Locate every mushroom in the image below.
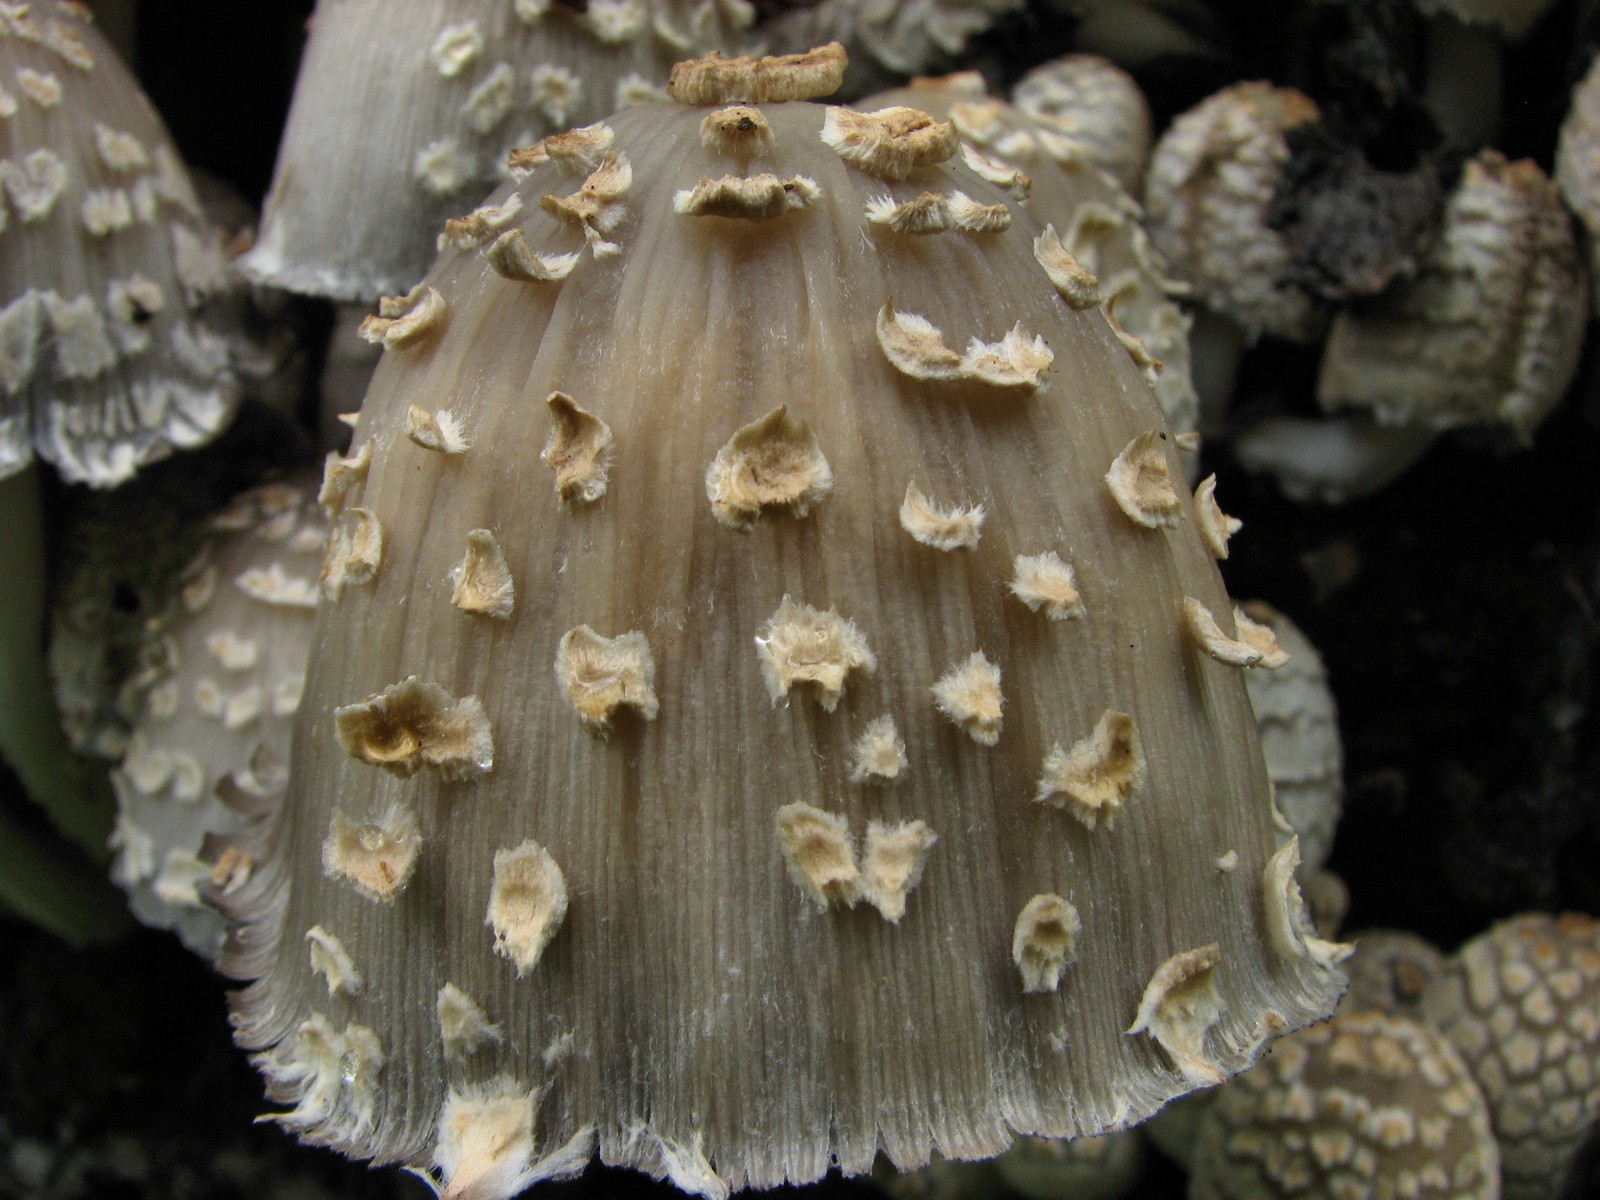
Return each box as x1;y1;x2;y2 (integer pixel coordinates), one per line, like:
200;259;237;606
1554;53;1600;313
109;475;325;956
220;45;1344;1195
993;1130;1146;1200
0;0;240;487
1187;1008;1501;1200
1010;54;1152;196
240;0;758;303
1317;149;1586;441
1422;912;1600;1200
1342;929;1447;1022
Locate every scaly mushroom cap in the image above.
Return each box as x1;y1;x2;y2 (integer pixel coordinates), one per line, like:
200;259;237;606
1422;912;1600;1200
1144;82;1326;344
1343;929;1446;1021
0;1;239;486
1188;1009;1500;1200
1556;54;1600;312
1318;150;1586;439
870;74;1198;444
111;476;325;955
1010;54;1153;197
758;0;1023;89
240;0;756;302
224;46;1344;1196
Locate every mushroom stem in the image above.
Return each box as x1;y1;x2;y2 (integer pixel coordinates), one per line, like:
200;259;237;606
0;466;115;857
0;803;131;946
1421;13;1503;147
1187;307;1248;439
1231;413;1439;504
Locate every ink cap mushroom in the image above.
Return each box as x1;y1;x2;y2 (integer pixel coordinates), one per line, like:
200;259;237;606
221;44;1346;1197
0;0;239;486
240;0;757;303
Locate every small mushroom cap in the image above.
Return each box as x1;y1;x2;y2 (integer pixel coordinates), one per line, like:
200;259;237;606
1318;150;1587;439
1144;81;1327;343
1556;54;1600;313
228;51;1343;1194
1011;54;1152;196
1239;602;1341;875
1423;912;1600;1200
1189;1009;1500;1200
110;475;325;955
0;0;240;486
1343;929;1446;1020
241;0;756;302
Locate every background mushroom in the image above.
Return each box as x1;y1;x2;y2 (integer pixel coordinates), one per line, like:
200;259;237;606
222;46;1343;1196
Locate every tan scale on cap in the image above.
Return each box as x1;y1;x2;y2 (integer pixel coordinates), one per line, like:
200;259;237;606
1188;1009;1500;1200
222;45;1345;1197
0;0;239;486
1422;912;1600;1200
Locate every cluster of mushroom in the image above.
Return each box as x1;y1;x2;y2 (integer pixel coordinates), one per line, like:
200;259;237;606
203;41;1350;1198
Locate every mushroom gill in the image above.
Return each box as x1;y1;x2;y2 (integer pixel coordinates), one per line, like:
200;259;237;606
221;46;1345;1198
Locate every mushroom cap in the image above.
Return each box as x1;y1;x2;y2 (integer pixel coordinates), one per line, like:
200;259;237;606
1143;81;1326;344
1010;54;1152;197
225;52;1344;1195
1317;150;1587;438
1553;53;1600;313
757;0;1023;87
1343;929;1446;1021
869;74;1198;445
240;0;756;302
1422;912;1600;1200
110;476;324;955
0;0;240;487
1188;1009;1500;1200
1240;602;1341;876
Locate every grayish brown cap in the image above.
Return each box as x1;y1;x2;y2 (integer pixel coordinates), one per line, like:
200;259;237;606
870;73;1198;445
240;0;756;303
1240;602;1341;876
110;476;325;955
1318;150;1587;440
1422;912;1600;1200
223;46;1344;1196
1553;54;1600;314
1144;82;1327;344
0;1;240;487
1343;929;1446;1022
1010;54;1152;196
1189;1009;1500;1200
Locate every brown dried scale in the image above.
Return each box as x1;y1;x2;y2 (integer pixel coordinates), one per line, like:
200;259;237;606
0;0;240;486
1319;150;1587;438
1422;912;1600;1200
1188;1009;1500;1200
1144;81;1327;343
224;47;1344;1198
109;476;325;956
241;0;759;302
871;75;1197;441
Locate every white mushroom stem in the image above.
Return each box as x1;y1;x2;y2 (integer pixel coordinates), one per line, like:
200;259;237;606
1186;308;1248;439
1231;413;1439;504
0;466;115;855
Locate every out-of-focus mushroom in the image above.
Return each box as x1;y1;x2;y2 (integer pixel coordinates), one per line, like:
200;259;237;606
757;0;1024;97
0;0;239;487
1010;54;1152;196
1318;149;1586;443
219;42;1350;1196
220;45;1344;1196
1343;929;1446;1021
994;1130;1146;1200
1239;602;1341;877
870;73;1198;445
109;476;325;956
1554;53;1600;313
1422;912;1600;1200
1144;81;1327;347
1188;1009;1500;1200
240;0;757;303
